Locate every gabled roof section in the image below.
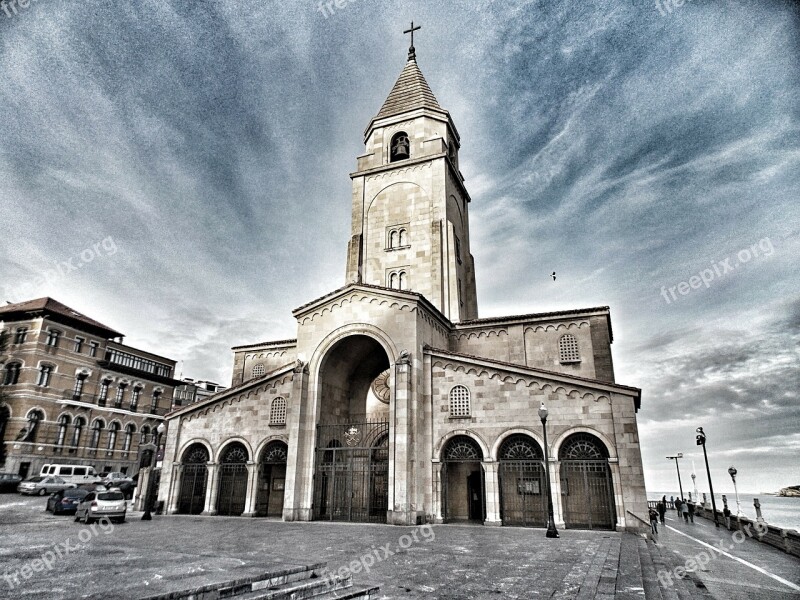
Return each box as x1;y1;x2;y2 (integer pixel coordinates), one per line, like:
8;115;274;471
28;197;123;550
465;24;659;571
166;361;296;419
457;306;614;342
0;297;123;339
375;56;444;121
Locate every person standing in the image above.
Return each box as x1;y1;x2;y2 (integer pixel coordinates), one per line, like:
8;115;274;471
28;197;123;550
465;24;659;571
649;507;659;534
657;500;667;524
682;500;690;522
675;497;682;517
687;501;695;523
723;505;732;529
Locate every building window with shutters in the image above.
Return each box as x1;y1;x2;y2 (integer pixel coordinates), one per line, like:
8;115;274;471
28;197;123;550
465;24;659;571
449;385;471;418
558;334;581;364
270;397;287;426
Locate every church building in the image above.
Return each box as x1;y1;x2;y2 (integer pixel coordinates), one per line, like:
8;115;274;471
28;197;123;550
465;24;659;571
158;37;648;531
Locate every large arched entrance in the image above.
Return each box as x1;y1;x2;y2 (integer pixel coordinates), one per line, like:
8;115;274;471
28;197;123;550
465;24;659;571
442;436;485;523
559;432;616;530
216;442;249;516
498;434;547;527
178;444;209;515
255;441;287;517
313;335;390;523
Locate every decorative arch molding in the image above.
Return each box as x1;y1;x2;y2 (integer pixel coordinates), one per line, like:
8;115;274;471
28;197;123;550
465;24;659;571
298;293;418;326
0;402;12;419
55;410;74;423
551;427;617;461
253;435;290;462
524;321;590;334
434;429;491;462
490;427;545;461
74;368;93;378
108;419;123;429
176;438;214;464
309;323;399;385
246;350;288;361
25;407;47;421
364;161;433;184
452;328;509;342
215;437;253;463
430;359;605;402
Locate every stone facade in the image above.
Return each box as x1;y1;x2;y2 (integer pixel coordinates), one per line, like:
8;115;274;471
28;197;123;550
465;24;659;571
159;48;648;531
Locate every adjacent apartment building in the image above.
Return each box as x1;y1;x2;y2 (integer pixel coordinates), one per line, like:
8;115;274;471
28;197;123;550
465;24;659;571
0;298;180;479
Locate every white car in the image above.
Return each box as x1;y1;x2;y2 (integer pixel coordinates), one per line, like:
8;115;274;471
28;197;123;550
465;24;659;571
74;489;127;523
101;472;133;485
17;476;75;496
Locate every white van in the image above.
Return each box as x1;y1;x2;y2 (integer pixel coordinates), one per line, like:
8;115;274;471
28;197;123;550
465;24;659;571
39;464;100;485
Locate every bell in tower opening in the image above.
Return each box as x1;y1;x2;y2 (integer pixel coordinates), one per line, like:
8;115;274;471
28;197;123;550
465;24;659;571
390;131;410;161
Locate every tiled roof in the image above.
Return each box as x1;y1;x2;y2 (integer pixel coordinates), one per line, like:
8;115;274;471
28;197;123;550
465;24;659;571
0;297;123;338
375;56;444;120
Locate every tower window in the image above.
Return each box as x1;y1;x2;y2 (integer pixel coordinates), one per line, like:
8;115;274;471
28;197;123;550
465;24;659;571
558;334;581;363
386;225;410;250
388;270;408;290
390;131;410;162
448;385;471;418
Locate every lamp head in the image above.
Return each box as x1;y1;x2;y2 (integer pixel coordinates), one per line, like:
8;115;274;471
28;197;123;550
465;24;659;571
538;402;548;421
156;422;166;435
728;466;737;479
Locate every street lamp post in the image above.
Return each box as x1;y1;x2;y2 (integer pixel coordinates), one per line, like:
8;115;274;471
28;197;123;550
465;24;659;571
728;466;742;517
141;422;166;521
696;427;720;527
666;453;684;501
538;402;559;539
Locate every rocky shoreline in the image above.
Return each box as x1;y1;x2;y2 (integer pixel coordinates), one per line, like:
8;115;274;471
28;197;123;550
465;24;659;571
778;485;800;497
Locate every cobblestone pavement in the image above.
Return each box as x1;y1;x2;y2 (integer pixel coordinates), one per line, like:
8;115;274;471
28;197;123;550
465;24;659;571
1;495;798;599
652;510;800;600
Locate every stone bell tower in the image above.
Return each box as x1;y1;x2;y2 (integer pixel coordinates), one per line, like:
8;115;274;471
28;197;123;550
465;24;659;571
345;34;478;322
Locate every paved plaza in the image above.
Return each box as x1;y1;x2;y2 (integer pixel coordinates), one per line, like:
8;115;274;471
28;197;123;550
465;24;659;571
0;496;798;599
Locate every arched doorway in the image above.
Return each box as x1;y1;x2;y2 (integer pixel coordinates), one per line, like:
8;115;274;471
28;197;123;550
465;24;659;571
178;443;209;515
442;436;485;523
216;442;249;516
313;335;391;523
498;434;547;527
559;432;616;530
255;441;287;517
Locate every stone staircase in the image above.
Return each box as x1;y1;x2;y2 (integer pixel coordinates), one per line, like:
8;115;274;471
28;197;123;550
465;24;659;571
137;562;379;600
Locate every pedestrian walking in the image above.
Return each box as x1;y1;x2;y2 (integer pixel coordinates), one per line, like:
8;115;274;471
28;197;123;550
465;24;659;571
657;500;666;524
649;507;659;534
723;505;732;529
687;501;695;523
670;495;675;509
675;497;682;516
682;500;689;522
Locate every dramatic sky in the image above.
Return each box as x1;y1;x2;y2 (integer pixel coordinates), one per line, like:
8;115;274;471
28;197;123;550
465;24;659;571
1;0;798;494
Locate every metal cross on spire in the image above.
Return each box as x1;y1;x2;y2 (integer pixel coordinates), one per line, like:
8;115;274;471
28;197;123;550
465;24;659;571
404;21;421;60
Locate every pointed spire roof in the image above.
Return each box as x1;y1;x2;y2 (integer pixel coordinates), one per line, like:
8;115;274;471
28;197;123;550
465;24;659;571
374;55;444;121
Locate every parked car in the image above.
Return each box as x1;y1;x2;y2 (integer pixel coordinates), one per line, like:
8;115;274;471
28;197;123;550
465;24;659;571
74;489;127;523
39;464;101;485
0;473;23;493
101;472;133;485
17;476;75;496
46;488;90;515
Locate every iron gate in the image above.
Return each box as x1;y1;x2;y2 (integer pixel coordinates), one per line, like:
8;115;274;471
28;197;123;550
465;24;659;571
313;421;388;523
216;443;249;516
178;464;208;514
498;460;548;527
560;460;616;530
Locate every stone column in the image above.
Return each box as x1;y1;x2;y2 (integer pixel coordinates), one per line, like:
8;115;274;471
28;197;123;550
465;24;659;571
483;460;501;526
167;464;183;514
283;361;311;521
608;460;624;529
390;350;413;525
202;463;218;516
242;462;258;517
550;459;565;528
431;459;443;524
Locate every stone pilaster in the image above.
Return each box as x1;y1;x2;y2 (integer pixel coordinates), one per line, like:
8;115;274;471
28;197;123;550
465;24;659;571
242;462;258;517
389;351;414;525
483;460;501;526
283;362;311;521
201;463;218;516
166;464;183;514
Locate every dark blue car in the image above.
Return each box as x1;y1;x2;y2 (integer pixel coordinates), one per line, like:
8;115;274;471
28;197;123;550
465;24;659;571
46;488;89;515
